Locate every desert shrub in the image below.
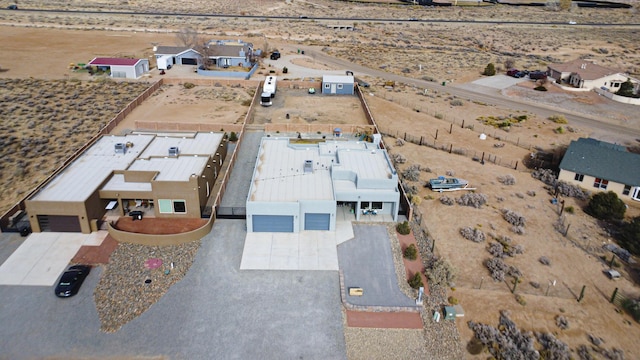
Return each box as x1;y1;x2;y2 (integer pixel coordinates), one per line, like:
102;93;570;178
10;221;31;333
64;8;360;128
403;244;418;260
531;168;556;186
534;85;548;91
485;257;507;282
390;153;406;165
502;209;526;227
434;113;444;119
439;196;454;206
498;174;516;185
515;294;527;306
457;193;488;208
483;63;496;76
402;183;418;196
395;138;405;146
555;315;569;330
396;221;411;235
468;311;539;359
622;298;640;322
586;191;626;221
526;190;536;197
448;296;459;305
426;257;456;287
556;181;590;200
618;217;640;256
228;131;238;142
183;82;196;89
565;206;574;214
450;99;464;106
536;332;571;360
460;227;486;242
539;256;551;266
488;242;505;258
554;126;565;134
401;164;421;181
507;264;522;278
408;272;423;289
511;225;525;235
530;281;540;289
548;114;568;124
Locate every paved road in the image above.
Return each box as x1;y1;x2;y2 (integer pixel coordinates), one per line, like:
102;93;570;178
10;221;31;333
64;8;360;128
295;45;640;144
0;220;346;359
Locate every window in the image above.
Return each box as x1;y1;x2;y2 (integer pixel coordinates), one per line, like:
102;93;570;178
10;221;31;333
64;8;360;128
574;173;584;182
324;83;330;89
372;202;383;210
158;199;187;214
173;201;186;213
337;84;343;89
593;178;608;190
360;202;369;209
623;185;631;196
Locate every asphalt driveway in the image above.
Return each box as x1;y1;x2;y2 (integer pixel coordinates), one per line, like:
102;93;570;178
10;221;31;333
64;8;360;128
0;220;346;360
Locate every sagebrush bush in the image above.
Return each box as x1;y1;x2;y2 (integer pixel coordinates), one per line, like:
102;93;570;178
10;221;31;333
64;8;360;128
502;209;526;227
183;82;196;89
457;193;488;208
460;226;486;242
440;196;455;206
448;296;459;305
228;131;238;142
586;191;626;221
498;174;516;185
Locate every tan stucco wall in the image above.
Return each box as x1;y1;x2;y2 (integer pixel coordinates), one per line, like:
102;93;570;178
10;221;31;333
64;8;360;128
107;216;214;246
558;169;634;201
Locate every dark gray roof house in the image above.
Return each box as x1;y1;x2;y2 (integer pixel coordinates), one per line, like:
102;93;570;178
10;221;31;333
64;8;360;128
558;138;640;201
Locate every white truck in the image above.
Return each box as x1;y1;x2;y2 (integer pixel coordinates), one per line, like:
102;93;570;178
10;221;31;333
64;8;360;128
156;55;173;70
260;92;273;107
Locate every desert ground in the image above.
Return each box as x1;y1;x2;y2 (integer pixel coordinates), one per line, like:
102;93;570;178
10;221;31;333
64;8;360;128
2;1;640;359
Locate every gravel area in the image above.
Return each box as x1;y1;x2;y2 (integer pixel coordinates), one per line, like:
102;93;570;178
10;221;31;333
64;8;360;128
344;326;427;360
94;240;201;333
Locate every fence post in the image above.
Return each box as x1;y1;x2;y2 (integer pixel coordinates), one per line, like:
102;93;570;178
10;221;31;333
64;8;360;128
449;144;453;154
514;161;518;170
420;136;423;146
404;132;407;141
435;129;438;140
461;119;465;129
578;285;586;302
449;123;453;134
610;288;618;303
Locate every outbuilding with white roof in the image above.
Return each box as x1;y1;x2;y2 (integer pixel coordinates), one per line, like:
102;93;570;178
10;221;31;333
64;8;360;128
246;136;399;233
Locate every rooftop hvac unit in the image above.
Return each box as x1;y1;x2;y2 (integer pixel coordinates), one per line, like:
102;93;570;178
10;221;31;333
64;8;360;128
304;160;313;173
168;147;179;157
115;143;126;154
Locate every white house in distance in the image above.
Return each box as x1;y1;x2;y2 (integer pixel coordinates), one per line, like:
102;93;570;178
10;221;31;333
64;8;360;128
547;59;629;91
87;57;149;79
558;138;640;202
153;46;201;69
246;136;400;233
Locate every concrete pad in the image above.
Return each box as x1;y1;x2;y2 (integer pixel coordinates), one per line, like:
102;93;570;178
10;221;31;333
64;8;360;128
82;230;108;246
240;227;343;271
335;221;355;245
0;232;90;286
471;74;526;90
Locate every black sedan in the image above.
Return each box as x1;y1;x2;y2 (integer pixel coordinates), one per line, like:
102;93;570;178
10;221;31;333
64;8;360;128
54;265;91;298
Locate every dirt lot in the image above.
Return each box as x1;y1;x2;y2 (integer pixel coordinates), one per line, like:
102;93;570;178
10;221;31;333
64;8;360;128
2;2;640;359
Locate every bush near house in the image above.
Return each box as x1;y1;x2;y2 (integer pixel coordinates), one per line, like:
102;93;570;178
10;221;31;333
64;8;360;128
483;63;496;76
403;243;418;260
396;221;411;235
585;191;626;221
408;272;424;289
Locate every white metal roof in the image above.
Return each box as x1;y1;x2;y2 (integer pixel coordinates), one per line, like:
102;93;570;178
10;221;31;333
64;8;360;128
30;134;155;202
248;138;395;203
250;139;334;202
139;132;224;158
30;132;223;202
128;156;209;181
322;75;354;83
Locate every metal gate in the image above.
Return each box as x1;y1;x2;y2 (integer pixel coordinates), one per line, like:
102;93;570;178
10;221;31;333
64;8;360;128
252;215;294;232
304;213;330;230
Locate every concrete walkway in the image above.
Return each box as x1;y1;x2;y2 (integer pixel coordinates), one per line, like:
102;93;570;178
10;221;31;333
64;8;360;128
219;130;263;209
0;231;107;286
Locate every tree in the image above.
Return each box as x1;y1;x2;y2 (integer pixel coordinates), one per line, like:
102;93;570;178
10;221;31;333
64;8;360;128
619;216;640;255
194;36;216;69
483;63;496;76
585;191;626;221
176;27;199;48
616;79;636;98
504;58;516;70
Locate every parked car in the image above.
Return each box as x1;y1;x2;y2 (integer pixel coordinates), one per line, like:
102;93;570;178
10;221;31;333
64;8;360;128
506;69;520;77
529;71;548;80
270;51;281;60
55;265;91;298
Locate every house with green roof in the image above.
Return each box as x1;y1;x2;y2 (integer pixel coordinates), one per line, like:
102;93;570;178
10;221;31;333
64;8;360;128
558;138;640;202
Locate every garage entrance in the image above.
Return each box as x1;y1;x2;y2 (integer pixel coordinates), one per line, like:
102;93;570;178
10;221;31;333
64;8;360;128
37;215;81;232
181;58;197;65
304;213;330;230
252;215;294;232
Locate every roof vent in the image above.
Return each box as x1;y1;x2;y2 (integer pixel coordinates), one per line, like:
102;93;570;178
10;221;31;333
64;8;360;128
168;147;179;157
115;143;126;154
304;160;313;173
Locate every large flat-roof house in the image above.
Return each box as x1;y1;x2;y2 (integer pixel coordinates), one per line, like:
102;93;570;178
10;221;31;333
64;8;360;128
154;46;201;67
25;132;227;233
246;136;400;233
322;75;355;95
558;138;640;202
87;57;149;79
547;59;628;91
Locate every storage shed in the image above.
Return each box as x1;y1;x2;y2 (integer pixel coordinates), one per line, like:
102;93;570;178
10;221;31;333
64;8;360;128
87;57;149;79
322;75;355;95
154;46;201;66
